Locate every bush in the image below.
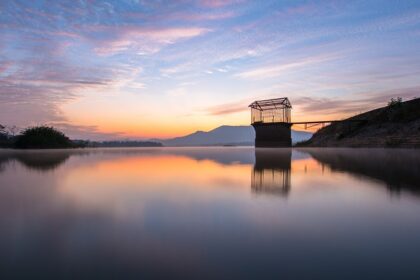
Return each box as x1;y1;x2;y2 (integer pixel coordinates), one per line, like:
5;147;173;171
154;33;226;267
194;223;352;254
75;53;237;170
0;133;10;148
386;97;408;122
0;124;13;148
14;126;73;149
388;97;402;107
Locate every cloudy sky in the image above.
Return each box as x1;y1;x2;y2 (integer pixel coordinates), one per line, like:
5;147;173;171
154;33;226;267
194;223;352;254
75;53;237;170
1;0;420;139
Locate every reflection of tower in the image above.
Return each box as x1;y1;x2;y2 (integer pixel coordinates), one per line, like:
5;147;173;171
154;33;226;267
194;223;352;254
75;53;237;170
251;149;292;196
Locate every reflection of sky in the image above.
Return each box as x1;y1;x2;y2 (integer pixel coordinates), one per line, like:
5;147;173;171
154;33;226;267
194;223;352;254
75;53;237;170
1;1;420;139
1;148;420;278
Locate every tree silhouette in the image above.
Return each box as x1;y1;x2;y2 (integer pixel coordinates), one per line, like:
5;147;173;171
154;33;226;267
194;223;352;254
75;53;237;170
14;126;73;149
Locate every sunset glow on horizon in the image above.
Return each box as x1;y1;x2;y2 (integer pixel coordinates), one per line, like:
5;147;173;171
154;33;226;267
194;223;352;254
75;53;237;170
1;0;420;140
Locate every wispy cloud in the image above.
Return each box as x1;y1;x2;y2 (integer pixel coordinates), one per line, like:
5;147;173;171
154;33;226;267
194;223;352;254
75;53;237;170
199;0;244;8
293;87;420;118
92;26;211;56
235;54;341;80
126;10;236;22
205;99;254;116
167;87;188;97
47;123;127;141
160;62;195;76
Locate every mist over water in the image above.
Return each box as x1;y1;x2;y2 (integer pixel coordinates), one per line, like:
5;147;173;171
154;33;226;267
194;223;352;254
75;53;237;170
0;147;420;279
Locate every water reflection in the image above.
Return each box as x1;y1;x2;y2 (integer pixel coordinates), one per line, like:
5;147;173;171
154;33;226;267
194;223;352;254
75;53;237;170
303;148;420;196
1;147;420;279
251;149;291;197
0;150;70;172
0;147;256;174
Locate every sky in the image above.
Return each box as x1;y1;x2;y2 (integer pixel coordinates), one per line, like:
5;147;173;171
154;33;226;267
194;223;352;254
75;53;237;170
1;0;420;140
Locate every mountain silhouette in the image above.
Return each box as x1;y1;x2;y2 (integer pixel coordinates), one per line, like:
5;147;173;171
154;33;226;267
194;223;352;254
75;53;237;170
159;125;312;146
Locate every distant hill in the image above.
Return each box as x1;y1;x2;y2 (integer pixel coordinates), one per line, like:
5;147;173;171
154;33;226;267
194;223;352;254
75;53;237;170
159;125;312;146
297;98;420;148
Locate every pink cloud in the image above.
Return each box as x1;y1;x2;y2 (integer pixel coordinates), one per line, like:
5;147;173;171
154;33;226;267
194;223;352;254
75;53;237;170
293;87;420;117
206;99;253;115
92;26;211;55
23;7;60;21
0;61;13;74
46;30;82;39
278;3;319;17
235;54;341;80
125;10;236;21
180;11;236;20
131;27;210;40
200;0;243;8
0;56;115;128
47;122;127;141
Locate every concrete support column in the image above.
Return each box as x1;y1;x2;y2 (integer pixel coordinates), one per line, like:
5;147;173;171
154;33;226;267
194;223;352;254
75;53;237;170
252;122;292;147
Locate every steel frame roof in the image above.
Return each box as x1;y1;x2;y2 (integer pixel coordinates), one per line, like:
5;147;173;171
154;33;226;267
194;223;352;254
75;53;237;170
249;97;292;111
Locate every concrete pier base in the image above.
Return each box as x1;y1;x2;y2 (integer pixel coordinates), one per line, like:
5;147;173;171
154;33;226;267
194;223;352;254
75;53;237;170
252;122;292;147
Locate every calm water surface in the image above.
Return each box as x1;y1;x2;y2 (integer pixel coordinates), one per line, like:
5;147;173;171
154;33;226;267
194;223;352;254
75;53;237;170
0;147;420;279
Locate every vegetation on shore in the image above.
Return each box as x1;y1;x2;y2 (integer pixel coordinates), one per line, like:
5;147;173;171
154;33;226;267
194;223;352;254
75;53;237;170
0;125;163;149
296;97;420;148
82;140;163;148
14;126;74;149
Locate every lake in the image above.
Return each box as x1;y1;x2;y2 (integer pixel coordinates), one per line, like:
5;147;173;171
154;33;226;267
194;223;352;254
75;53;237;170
0;147;420;279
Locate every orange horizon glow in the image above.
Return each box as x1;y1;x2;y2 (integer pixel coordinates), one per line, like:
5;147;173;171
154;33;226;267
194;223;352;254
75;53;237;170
62;99;351;139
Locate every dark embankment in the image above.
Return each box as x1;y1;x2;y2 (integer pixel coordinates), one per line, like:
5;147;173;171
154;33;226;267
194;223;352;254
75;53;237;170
297;98;420;148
